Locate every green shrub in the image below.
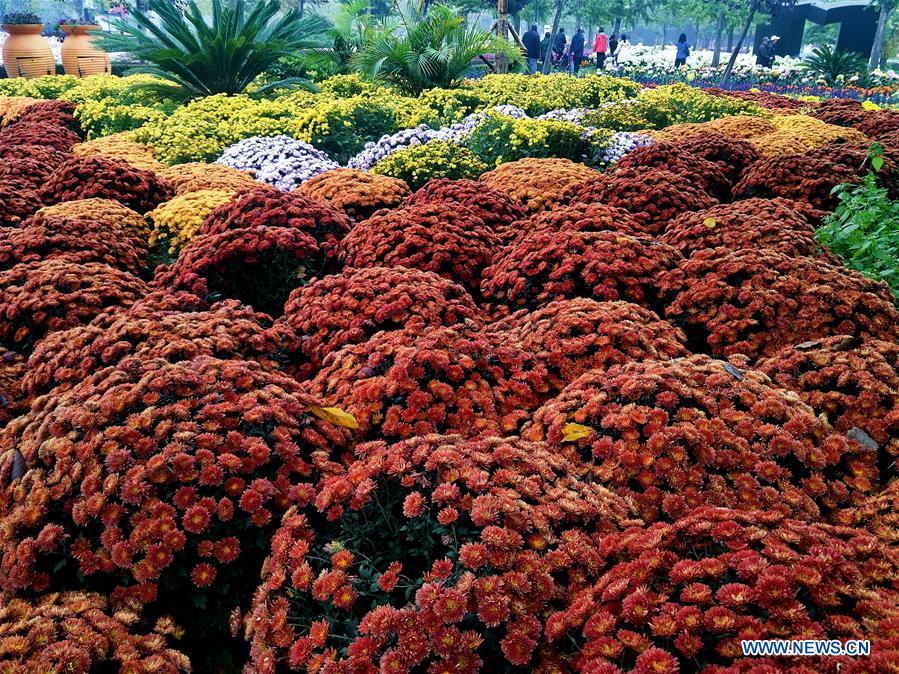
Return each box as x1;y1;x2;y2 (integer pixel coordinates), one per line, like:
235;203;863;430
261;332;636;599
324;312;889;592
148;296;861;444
817;169;899;298
581;99;654;132
371;140;489;188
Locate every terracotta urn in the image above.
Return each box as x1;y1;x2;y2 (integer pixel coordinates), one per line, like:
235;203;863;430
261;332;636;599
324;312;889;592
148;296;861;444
1;24;55;79
60;24;111;77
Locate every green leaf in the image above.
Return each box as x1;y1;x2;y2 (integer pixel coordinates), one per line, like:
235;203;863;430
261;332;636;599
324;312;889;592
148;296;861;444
871;156;884;172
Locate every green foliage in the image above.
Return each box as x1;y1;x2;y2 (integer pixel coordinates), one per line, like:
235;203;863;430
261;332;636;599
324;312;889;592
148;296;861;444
466;112;612;166
288;95;398;163
801;45;868;86
818;170;899;298
635;83;767;128
371;140;489;188
581;99;653;131
351;3;521;95
98;0;330;98
0;74;80;98
317;73;384;97
400;87;489;127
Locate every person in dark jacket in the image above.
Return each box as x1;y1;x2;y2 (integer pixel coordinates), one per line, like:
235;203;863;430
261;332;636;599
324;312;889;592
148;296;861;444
756;36;776;67
608;33;619;66
570;27;585;74
523;24;541;73
540;30;551;62
553;28;567;67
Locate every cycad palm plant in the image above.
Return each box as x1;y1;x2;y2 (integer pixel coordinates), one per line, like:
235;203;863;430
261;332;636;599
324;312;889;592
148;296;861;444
802;45;868;85
352;3;522;94
99;0;330;98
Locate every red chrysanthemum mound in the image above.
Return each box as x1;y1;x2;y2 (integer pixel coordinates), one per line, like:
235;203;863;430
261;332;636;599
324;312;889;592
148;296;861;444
613;142;733;200
704;87;807;111
0;356;353;638
295;168;411;222
307;326;541;439
834;480;899;543
0;216;148;273
489;299;689;396
854;109;899;139
0;184;41;228
156;226;323;317
12;99;80;132
562;167;718;235
402;178;528;241
660;248;899;360
245;434;634;674
339;202;502;293
0;592;190;674
479;158;598;213
38;156;174;214
23;300;294;398
758;335;899;467
281;266;483;375
553;507;899;674
512;201;646;241
0;351;29;428
197;186;351;258
660;201;826;259
481;229;683;316
522;354;877;522
810;98;868;127
0;142;69;169
0;156;61;193
0;121;80;152
669;131;761;183
0;260;147;352
804;140;899;195
733;153;865;210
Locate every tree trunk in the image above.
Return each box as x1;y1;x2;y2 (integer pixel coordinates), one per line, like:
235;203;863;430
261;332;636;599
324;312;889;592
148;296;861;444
712;10;724;66
869;2;890;70
497;0;509;73
512;11;521;36
575;0;583;30
727;24;734;52
534;0;539;25
542;0;564;73
720;0;758;85
613;16;621;36
298;0;305;17
662;24;667;43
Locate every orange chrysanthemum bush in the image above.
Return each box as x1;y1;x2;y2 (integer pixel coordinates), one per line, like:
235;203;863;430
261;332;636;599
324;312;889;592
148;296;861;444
479;158;597;213
562;168;718;235
73;133;163;172
488;299;689;397
0;356;353;648
733;153;865;210
668;131;760;183
659;200;826;259
401;178;527;242
0;592;190;674
0;259;147;352
157;162;257;196
155;226;323;316
758;335;899;467
810;98;867;127
660;248;899;360
307;325;542;439
198;187;351;260
704;115;777;139
522;354;878;523
0;121;80;152
854;109;899;139
514;201;648;242
38;156;174;214
22;300;295;399
36;198;151;242
296;168;411;222
281;266;483;376
0;185;41;228
244;434;635;674
0;215;148;274
835;480;899;543
481;229;683;317
613;142;732;201
339;202;502;294
552;507;899;674
0;351;29;428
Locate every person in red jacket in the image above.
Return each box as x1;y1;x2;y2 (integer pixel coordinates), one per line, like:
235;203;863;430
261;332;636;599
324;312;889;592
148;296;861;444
593;28;608;71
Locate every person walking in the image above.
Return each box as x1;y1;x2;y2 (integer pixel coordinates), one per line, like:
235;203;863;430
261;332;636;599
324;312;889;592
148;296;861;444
570;27;585;75
756;37;773;67
540;30;551;64
674;33;690;68
614;33;629;65
608;33;619;67
553;28;567;69
523;24;541;74
593;27;608;71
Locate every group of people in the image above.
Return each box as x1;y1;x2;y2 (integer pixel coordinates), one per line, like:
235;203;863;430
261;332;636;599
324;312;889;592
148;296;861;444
521;25;630;75
756;35;780;68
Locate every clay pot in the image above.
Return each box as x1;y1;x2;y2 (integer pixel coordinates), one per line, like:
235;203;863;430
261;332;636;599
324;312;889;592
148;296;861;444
1;24;55;79
60;24;110;77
